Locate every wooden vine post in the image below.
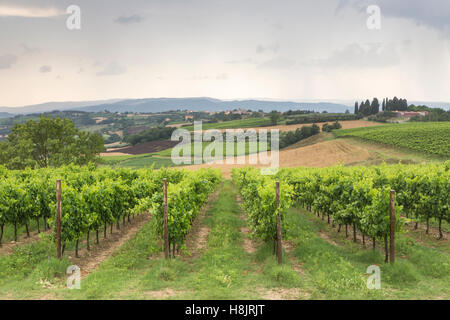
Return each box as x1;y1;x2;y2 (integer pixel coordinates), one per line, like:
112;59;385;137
389;190;396;264
276;181;282;264
163;178;169;259
56;179;62;259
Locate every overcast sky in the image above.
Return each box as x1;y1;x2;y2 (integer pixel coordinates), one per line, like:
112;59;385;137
0;0;449;107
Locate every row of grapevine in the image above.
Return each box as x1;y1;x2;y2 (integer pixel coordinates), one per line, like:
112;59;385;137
233;162;449;262
334;122;450;157
283;163;449;237
139;169;221;257
231;168;293;253
0;165;221;257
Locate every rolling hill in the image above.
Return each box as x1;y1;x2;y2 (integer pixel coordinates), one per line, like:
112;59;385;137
0;97;351;115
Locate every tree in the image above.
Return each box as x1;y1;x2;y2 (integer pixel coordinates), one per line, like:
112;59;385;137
370;98;380;115
1;116;104;169
269;111;280;125
363;100;371;116
354;102;359;114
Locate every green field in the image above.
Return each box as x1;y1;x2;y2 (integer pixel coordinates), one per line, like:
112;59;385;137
102;140;270;168
335;122;450;157
182;117;274;131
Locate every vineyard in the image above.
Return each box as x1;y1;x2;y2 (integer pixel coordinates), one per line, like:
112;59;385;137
0;162;448;300
334;122;450;157
233;162;450;261
0;165;221;257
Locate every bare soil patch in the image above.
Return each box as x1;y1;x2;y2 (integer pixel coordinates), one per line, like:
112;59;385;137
255;287;309;300
68;214;151;278
166;123;190;128
125;125;151;136
144;288;188;299
255;120;382;132
281;240;305;274
183;139;371;178
235;192;260;254
182;186;221;259
205;120;383;133
318;231;339;246
402;221;448;246
306;212;385;252
0;229;51;256
94;117;107;124
241;226;258;254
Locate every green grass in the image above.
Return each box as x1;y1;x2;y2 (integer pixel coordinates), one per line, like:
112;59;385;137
153;141;270;158
0;181;448;299
335;122;450;157
0;234;72;299
0;182;308;299
101;154;181;169
101;140;270;168
288;207;450;299
0;217;48;243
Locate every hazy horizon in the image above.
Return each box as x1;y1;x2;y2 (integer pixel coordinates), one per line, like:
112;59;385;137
1;0;449;107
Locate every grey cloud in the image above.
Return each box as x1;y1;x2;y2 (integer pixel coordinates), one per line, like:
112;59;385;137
304;43;400;68
258;57;295;69
270;23;284;31
114;14;143;25
0;54;18;69
96;62;126;76
39;65;52;73
337;0;450;35
21;44;40;55
256;43;280;54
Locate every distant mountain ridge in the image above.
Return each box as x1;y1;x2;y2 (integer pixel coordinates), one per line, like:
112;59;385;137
1;98;449;117
0;97;351;115
0;112;13;118
0;99;123;115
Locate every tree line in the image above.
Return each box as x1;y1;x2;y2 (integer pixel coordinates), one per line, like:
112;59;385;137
354;97;408;116
124;126;177;145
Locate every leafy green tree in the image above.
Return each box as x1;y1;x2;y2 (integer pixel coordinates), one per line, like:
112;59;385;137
269;111;280;125
1;116;104;169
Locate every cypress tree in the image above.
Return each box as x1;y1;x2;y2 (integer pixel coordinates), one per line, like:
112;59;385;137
371;98;380;115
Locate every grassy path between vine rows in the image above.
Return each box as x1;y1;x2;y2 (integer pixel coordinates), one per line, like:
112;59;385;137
0;180;448;299
60;181;312;299
289;207;450;299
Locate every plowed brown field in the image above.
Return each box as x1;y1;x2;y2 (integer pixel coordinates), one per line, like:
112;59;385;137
183;139;371;178
193;120;383;133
